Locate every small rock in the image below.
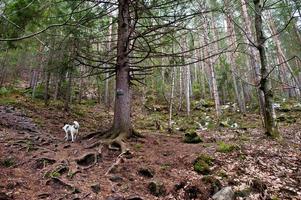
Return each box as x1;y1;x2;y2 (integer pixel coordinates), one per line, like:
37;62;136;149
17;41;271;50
90;183;101;194
0;192;12;200
126;195;143;200
106;195;125;200
37;193;50;199
109;175;123;182
138;168;154;178
148;181;166;197
212;187;234;200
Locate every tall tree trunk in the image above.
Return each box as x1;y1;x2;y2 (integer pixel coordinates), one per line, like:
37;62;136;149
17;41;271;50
267;11;301;97
44;70;51;106
78;65;84;104
225;8;246;112
104;17;113;107
241;0;265;117
184;64;191;116
64;70;72;111
168;67;176;131
178;67;183;111
107;0;132;145
253;0;279;137
203;20;221;117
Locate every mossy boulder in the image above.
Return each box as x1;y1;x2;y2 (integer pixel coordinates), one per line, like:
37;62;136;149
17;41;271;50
202;176;222;195
148;181;166;197
193;154;214;175
184;131;203;144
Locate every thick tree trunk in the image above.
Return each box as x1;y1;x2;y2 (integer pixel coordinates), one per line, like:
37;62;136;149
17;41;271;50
253;0;279;137
109;0;132;141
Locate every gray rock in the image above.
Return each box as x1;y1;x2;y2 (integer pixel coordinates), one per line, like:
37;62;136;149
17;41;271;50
90;183;101;194
148;181;166;197
109;175;123;182
212;187;234;200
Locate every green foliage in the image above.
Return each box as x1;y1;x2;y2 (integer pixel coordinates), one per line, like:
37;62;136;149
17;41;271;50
0;87;10;95
217;141;239;153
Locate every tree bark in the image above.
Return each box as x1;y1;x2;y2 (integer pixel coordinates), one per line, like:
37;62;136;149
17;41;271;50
267;11;301;97
203;20;221;117
168;67;176;131
108;0;132;142
64;70;72;111
253;0;279;137
241;0;265;117
225;8;246;112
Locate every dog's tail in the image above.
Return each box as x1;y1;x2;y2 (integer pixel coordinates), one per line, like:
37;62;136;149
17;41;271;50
73;121;80;129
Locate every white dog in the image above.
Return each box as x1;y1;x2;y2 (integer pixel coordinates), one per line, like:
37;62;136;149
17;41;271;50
62;121;80;142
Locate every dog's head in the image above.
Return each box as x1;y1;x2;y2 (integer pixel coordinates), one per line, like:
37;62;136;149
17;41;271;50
73;121;80;129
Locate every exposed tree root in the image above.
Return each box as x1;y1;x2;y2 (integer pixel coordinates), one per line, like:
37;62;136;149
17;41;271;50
105;151;126;175
75;152;101;169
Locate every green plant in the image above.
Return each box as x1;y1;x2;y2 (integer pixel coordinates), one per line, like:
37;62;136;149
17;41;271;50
134;143;143;151
217;141;239;153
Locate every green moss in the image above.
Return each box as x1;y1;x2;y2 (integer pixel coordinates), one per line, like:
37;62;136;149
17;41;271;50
0;157;16;168
202;175;222;194
217;141;239;153
235;188;251;197
183;131;203;144
0;97;17;105
134;143;143;151
160;164;171;170
193;154;214;175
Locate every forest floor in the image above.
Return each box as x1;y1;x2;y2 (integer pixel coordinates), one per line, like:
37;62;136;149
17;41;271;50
0;92;301;200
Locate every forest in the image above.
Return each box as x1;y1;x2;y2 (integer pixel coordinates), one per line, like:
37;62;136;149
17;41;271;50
0;0;300;199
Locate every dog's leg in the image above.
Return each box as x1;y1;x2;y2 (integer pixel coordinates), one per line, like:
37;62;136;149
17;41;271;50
64;132;69;141
71;132;74;142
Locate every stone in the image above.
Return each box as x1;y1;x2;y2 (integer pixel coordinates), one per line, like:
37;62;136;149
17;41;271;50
148;181;166;197
212;187;234;200
90;183;101;194
138;168;154;178
109;175;123;182
106;195;124;200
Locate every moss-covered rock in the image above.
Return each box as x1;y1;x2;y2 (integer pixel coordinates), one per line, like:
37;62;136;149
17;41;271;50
217;142;239;153
193;154;214;175
202;176;222;195
148;181;166;197
183;131;203;144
